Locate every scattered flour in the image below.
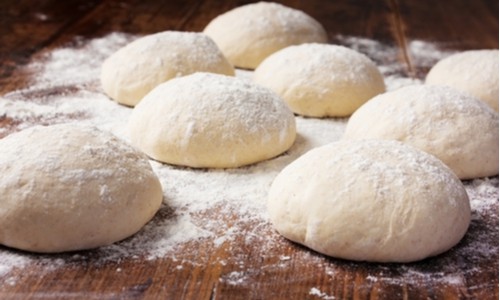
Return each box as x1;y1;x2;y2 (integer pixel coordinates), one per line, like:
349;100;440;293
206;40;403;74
310;287;336;299
221;271;249;286
0;33;497;295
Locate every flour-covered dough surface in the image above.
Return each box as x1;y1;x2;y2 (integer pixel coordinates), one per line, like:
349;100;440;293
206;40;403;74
128;72;296;168
203;2;327;69
343;85;499;179
101;31;234;106
254;44;385;117
426;49;499;111
268;140;471;263
0;124;163;253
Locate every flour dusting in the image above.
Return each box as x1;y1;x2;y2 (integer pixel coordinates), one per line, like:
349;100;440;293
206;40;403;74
310;287;336;299
0;33;497;294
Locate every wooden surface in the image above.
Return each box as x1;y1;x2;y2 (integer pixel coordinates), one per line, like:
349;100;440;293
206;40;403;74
0;0;498;299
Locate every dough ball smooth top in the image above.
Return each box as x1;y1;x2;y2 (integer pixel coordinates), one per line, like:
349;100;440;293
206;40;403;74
101;31;234;107
128;72;296;168
343;85;499;179
0;124;163;253
426;49;499;111
203;2;328;69
253;43;385;117
268;139;471;263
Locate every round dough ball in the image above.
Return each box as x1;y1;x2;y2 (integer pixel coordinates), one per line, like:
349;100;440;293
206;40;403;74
426;49;499;111
343;85;499;179
268;139;471;263
253;44;385;117
128;72;296;168
0;124;163;253
101;31;234;107
203;2;328;69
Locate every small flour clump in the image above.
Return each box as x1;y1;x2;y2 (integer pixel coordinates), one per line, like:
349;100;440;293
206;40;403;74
309;287;335;300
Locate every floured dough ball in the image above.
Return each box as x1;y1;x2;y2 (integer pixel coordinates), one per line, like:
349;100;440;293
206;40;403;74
203;2;327;69
0;124;163;253
426;49;499;111
254;44;385;117
268;140;471;263
128;72;296;168
101;31;234;106
343;85;499;179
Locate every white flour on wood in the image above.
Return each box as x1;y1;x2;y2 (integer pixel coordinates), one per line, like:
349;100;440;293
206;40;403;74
0;33;497;291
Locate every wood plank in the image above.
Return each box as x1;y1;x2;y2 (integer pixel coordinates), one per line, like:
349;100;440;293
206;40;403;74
395;0;499;77
0;0;103;88
398;0;498;48
0;0;205;94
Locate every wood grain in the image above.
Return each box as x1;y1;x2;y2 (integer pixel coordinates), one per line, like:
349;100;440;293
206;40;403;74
0;0;498;299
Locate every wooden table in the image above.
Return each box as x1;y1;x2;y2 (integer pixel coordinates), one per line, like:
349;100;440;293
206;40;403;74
0;0;498;299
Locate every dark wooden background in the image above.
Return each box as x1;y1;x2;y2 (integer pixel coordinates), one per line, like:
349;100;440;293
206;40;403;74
0;0;498;299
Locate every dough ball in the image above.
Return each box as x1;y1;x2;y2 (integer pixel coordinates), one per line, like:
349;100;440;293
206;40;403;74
128;72;296;168
101;31;234;107
268;139;471;263
253;44;385;117
343;85;499;179
426;49;499;111
0;124;163;253
203;2;328;69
